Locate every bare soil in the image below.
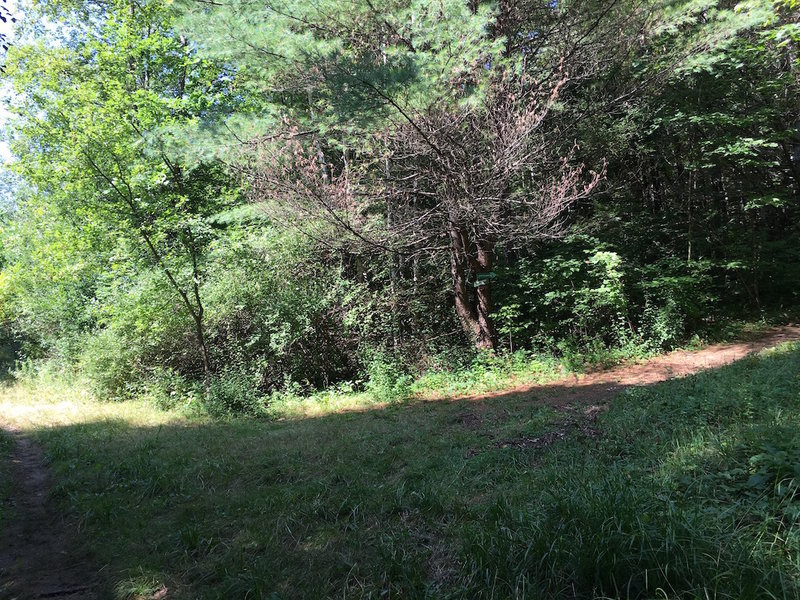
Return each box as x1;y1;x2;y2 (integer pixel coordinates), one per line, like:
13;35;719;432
0;325;798;598
462;325;800;452
0;427;100;599
461;324;800;408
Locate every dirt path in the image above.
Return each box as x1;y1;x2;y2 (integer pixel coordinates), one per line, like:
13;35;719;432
0;426;100;600
462;324;800;412
454;324;800;453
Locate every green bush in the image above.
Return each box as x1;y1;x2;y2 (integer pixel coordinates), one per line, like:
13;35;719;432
202;226;360;393
636;260;715;350
365;351;413;402
141;367;202;411
496;237;636;352
204;370;265;417
80;328;140;400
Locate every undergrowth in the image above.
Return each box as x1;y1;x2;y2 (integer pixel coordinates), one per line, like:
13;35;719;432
13;314;778;419
144;340;657;417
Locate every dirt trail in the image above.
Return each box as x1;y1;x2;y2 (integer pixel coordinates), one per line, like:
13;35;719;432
0;426;100;599
468;324;800;410
457;324;800;452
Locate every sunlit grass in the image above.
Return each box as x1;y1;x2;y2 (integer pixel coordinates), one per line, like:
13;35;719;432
410;351;565;398
0;377;182;432
266;388;389;420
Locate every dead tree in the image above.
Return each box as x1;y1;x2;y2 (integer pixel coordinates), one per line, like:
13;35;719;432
381;72;603;349
245;71;603;350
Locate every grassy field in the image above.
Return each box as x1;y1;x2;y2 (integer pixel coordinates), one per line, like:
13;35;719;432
1;342;799;599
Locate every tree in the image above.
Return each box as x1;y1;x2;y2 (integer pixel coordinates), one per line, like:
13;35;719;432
0;0;16;65
182;0;625;350
576;0;800;320
5;0;236;386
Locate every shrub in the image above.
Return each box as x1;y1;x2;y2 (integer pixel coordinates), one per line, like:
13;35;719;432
141;367;202;411
80;328;139;400
365;351;413;401
205;370;265;417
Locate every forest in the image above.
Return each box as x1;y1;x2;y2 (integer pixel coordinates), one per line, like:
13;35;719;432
0;0;796;406
0;0;799;598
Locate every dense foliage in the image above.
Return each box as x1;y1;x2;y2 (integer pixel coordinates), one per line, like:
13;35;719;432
0;0;797;404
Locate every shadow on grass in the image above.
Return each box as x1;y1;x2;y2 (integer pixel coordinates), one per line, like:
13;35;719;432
11;343;800;599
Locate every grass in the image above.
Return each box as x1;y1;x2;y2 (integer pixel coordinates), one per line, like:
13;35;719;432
0;429;12;534
191;350;569;420
354;316;786;406
299;342;644;413
1;342;800;598
410;350;564;397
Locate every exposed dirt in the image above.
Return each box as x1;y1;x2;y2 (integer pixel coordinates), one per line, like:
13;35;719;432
462;324;800;409
0;426;100;600
460;325;800;454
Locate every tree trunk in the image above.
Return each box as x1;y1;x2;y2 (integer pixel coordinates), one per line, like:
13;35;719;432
448;222;497;351
449;222;478;337
192;311;212;395
474;239;497;350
